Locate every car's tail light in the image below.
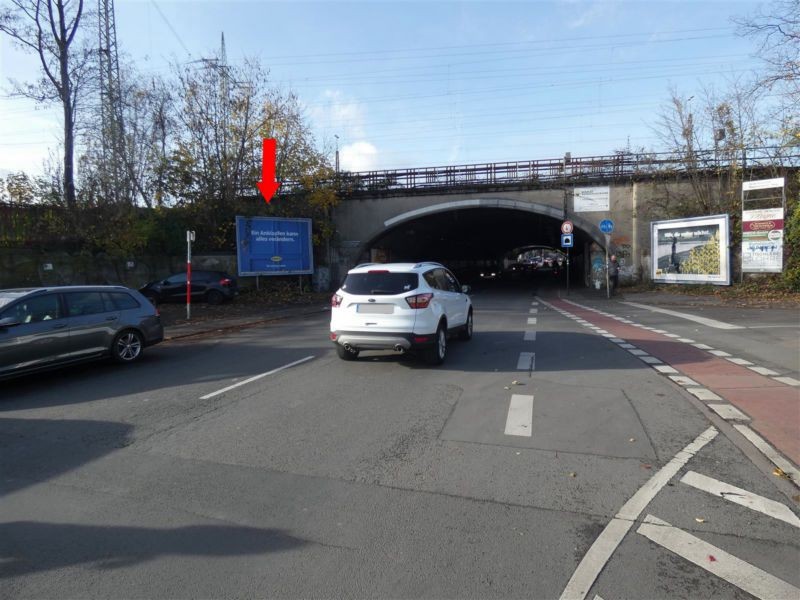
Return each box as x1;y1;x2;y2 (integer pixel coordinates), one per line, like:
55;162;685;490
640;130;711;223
331;293;343;307
330;332;338;341
406;293;433;309
219;278;232;286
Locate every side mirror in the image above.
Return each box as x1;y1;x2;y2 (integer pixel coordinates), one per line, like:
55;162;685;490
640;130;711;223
0;317;21;328
461;285;472;295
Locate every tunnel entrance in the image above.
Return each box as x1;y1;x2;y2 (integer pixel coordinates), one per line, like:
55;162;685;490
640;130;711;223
359;207;601;289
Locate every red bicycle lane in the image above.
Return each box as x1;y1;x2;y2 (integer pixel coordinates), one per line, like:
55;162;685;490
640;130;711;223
547;298;800;469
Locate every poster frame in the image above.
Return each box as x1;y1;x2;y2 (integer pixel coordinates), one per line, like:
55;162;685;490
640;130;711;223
235;216;314;277
650;214;730;285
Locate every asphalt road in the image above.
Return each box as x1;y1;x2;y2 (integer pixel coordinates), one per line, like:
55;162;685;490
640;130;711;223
1;284;798;599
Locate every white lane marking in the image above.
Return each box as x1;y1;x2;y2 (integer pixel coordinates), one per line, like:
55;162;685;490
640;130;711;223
652;329;668;334
687;388;723;402
639;356;663;365
692;343;714;350
504;394;534;437
531;301;539;306
733;424;800;482
622;302;744;330
637;515;800;600
749;366;779;376
669;375;700;387
727;357;754;366
664;333;681;338
524;330;537;342
628;349;648;356
592;596;605;600
530;308;539;314
654;365;679;374
559;427;718;600
708;403;750;421
609;338;625;344
200;356;315;400
680;471;800;528
678;338;696;343
619;343;637;349
601;333;616;338
596;330;610;334
709;350;732;357
621;319;634;324
517;352;536;371
774;376;800;386
527;317;538;325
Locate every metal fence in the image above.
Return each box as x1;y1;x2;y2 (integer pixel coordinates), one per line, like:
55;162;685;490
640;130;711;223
282;148;799;195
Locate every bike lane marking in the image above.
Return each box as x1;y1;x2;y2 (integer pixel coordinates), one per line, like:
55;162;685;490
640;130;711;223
559;427;718;600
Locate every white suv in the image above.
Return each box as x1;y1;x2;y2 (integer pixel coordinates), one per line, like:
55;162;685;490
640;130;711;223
330;262;473;365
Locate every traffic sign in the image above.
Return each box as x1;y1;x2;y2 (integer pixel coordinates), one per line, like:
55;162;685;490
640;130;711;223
561;220;574;234
561;233;573;248
600;219;614;234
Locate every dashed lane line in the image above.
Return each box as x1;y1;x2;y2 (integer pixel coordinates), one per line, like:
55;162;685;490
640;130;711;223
504;394;534;437
199;356;315;400
524;330;537;341
733;424;800;482
637;514;800;600
680;471;800;528
708;403;750;421
559;427;718;600
517;352;536;371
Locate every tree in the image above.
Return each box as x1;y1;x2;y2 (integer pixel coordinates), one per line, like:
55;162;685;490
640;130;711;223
0;0;95;209
735;0;799;93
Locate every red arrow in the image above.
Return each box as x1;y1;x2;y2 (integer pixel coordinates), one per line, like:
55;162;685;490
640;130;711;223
256;138;280;204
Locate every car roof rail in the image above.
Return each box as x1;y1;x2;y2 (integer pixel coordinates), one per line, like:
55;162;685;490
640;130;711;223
353;262;378;269
413;261;443;269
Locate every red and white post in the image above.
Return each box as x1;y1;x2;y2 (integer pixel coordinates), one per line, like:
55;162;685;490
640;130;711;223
186;230;195;320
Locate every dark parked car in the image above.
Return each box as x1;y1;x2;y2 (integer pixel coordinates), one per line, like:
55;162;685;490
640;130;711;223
139;270;238;305
0;286;164;380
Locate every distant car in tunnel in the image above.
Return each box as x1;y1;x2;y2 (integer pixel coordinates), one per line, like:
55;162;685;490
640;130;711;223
330;262;473;365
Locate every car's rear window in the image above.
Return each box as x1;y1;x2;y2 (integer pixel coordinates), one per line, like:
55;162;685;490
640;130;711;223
342;272;418;295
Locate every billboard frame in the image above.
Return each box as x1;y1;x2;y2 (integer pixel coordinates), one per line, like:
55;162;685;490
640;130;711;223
650;214;731;285
235;216;314;277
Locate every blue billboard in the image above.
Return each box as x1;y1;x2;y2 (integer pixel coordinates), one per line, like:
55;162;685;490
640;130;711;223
235;216;314;276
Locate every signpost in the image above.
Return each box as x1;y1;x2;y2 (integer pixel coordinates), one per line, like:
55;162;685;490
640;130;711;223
561;221;574;296
599;220;613;299
186;230;195;320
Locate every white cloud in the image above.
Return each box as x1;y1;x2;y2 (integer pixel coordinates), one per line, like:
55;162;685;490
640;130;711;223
339;141;378;172
313;89;367;139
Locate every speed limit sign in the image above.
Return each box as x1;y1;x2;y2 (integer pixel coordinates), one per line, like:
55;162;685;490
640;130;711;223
561;220;574;234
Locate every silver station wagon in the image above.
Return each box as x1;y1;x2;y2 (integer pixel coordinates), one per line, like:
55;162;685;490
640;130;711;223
0;286;164;380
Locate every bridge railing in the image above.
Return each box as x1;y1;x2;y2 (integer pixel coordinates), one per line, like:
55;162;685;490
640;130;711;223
281;148;798;194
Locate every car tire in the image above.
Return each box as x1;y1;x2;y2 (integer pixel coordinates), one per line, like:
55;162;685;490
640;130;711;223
206;290;225;305
424;323;447;365
112;330;144;364
459;310;473;341
336;344;359;361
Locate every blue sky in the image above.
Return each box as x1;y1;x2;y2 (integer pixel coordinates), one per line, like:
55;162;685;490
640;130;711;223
0;0;768;176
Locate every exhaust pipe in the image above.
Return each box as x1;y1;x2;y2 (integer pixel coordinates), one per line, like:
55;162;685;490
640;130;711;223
393;344;405;353
343;343;353;352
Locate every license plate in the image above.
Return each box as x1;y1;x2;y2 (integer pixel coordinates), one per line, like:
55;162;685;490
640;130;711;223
357;304;393;314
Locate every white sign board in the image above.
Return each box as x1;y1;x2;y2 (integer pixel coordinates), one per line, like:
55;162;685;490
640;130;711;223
742;177;784;191
742;207;784;273
573;186;610;212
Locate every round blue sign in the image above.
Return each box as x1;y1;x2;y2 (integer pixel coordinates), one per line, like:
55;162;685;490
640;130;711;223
600;219;614;234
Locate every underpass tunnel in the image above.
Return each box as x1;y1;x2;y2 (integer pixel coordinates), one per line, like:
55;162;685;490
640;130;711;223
361;207;599;289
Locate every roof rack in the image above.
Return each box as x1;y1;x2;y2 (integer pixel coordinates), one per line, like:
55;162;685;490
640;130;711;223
413;261;443;269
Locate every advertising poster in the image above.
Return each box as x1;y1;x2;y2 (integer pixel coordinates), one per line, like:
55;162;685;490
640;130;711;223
573;186;610;212
742;208;784;273
235;216;314;276
651;215;730;285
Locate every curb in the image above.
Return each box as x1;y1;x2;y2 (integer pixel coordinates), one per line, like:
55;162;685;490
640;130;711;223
163;305;329;341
